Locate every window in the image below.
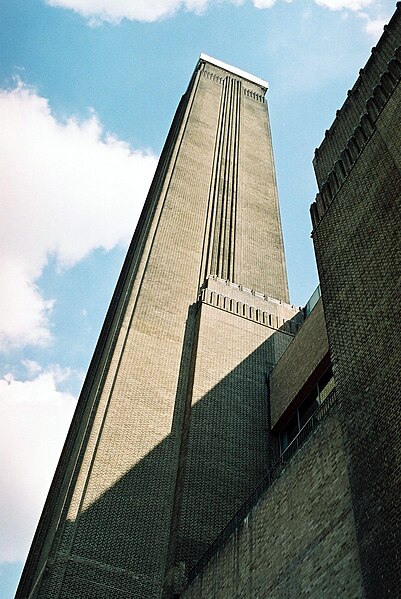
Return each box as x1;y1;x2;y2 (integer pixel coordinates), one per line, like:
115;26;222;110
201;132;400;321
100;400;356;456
279;365;334;455
318;365;335;403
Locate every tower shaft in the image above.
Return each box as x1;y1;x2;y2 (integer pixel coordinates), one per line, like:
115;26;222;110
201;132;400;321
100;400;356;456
17;56;296;599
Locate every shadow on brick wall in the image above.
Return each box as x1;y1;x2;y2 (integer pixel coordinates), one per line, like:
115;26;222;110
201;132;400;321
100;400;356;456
24;310;302;599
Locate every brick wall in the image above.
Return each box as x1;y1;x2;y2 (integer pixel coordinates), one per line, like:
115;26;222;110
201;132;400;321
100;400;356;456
270;298;329;428
168;278;298;586
181;411;363;599
311;20;401;596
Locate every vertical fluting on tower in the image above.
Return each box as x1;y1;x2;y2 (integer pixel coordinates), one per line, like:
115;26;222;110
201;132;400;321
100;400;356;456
201;76;241;283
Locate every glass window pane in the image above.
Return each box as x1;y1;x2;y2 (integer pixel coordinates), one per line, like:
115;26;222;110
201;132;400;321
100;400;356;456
318;366;335;403
287;413;299;445
299;388;319;428
280;430;289;453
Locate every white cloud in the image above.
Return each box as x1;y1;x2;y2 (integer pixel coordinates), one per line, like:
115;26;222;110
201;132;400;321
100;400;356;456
253;0;277;8
364;16;385;35
358;11;387;37
0;368;77;562
0;259;55;350
43;0;389;29
0;82;157;350
21;360;43;376
314;0;373;10
45;0;213;23
253;0;378;14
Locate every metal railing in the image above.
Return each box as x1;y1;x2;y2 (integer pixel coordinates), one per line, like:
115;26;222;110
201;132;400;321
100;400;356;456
279;388;335;464
188;388;337;583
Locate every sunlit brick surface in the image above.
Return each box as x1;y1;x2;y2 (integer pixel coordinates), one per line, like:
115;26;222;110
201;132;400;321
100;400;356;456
17;56;291;599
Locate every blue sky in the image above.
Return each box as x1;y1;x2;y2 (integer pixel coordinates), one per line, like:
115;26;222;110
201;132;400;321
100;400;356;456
0;0;395;595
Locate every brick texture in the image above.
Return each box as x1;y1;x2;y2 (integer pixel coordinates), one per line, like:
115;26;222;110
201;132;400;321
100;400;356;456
168;278;299;585
181;411;364;599
270;297;329;428
180;11;401;598
17;56;292;599
312;78;401;597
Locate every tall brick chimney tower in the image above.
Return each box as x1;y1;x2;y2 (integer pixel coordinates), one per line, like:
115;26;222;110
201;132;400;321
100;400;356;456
17;55;300;599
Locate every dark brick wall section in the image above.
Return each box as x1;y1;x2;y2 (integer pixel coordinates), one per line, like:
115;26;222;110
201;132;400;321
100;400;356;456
313;5;401;186
312;24;401;598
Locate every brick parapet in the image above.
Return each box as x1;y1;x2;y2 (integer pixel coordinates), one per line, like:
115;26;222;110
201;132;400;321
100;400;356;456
201;276;302;334
311;41;401;229
199;68;266;103
313;3;401;187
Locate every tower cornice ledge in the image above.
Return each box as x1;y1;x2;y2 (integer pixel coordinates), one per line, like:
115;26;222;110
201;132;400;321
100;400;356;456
200;276;303;334
199;53;268;91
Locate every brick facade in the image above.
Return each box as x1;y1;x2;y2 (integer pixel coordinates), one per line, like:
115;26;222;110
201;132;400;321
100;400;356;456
168;278;299;588
16;56;292;599
270;297;329;429
311;8;401;595
181;411;363;599
17;9;401;598
180;6;401;598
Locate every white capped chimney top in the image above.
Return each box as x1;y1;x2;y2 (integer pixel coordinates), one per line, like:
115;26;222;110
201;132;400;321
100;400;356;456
199;53;268;91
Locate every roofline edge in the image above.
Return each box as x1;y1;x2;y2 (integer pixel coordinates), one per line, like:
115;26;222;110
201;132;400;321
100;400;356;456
199;53;269;91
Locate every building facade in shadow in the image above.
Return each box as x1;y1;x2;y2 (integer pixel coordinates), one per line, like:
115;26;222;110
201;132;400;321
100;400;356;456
182;7;401;599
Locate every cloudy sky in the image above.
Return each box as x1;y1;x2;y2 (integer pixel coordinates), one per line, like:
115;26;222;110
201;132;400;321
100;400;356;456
0;0;395;595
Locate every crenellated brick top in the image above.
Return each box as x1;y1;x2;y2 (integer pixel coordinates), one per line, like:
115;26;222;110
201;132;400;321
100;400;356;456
311;22;401;230
200;276;303;334
200;69;266;102
313;3;401;188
